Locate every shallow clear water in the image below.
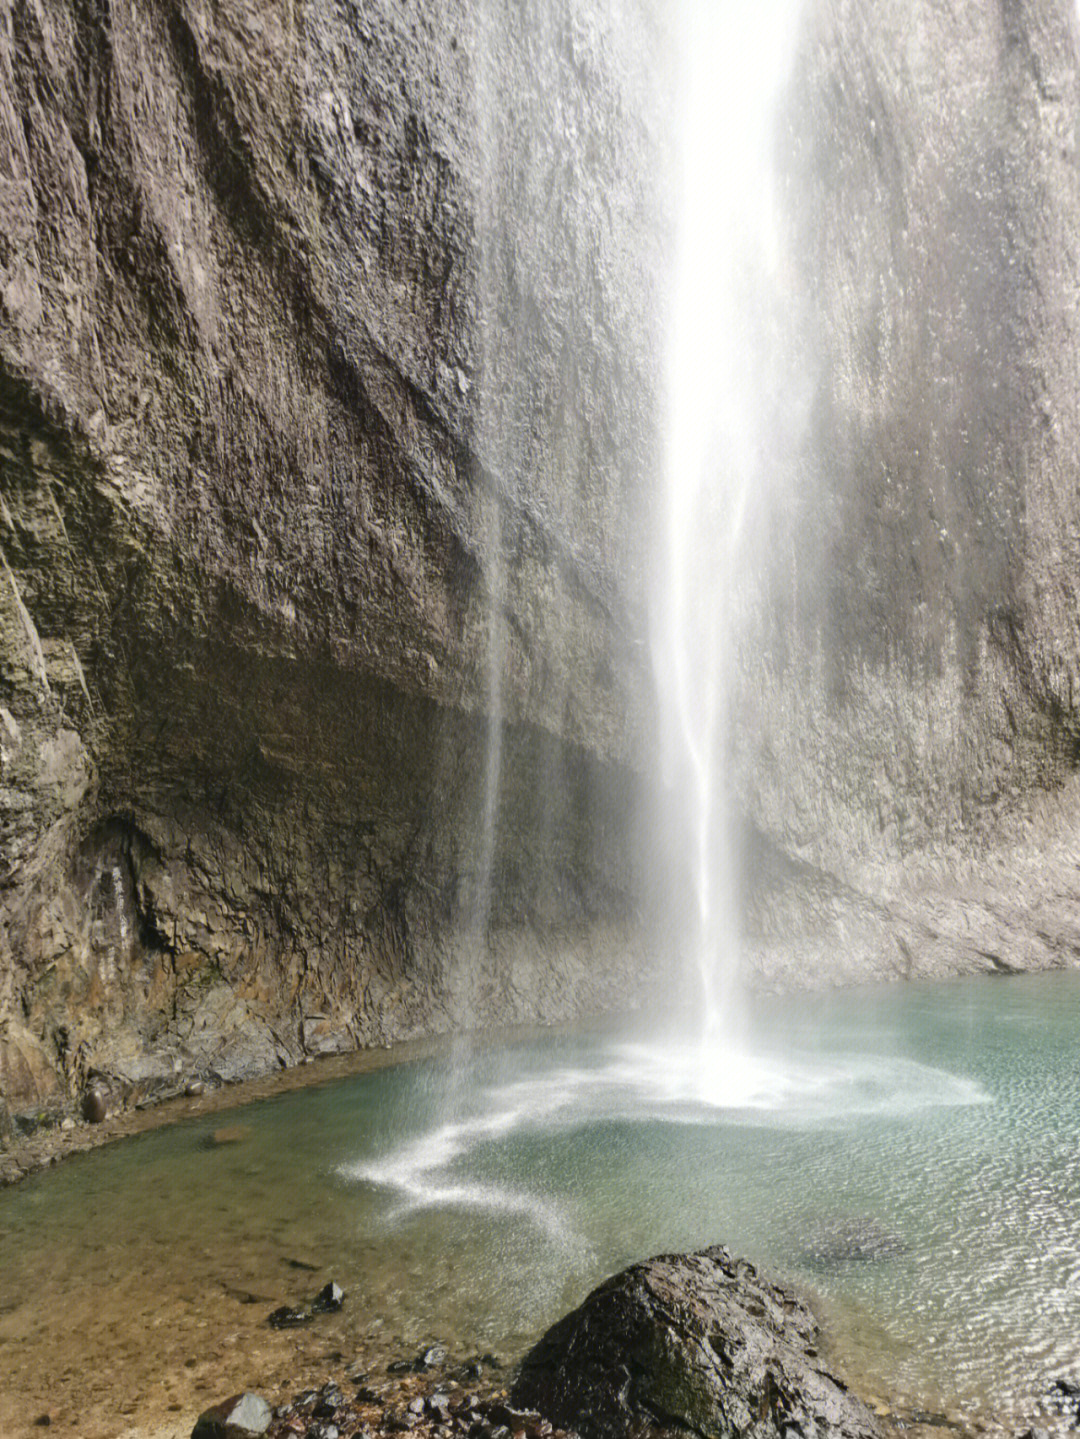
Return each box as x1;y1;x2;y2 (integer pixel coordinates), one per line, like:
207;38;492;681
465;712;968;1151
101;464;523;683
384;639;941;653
4;971;1080;1436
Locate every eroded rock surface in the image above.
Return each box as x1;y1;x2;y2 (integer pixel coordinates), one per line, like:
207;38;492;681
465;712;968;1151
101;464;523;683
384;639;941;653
0;0;665;1119
7;0;1080;1128
724;0;1080;993
511;1245;883;1439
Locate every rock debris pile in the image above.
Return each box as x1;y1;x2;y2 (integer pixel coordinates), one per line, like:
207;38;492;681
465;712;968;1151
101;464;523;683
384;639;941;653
193;1248;884;1439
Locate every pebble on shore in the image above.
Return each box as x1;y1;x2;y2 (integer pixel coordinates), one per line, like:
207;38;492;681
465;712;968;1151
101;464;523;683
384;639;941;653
192;1391;272;1437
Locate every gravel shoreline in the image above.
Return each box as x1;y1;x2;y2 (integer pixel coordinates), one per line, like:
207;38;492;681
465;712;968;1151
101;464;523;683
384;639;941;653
189;1340;984;1439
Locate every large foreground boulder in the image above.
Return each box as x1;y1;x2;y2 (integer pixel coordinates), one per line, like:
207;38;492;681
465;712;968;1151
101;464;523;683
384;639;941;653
511;1246;882;1439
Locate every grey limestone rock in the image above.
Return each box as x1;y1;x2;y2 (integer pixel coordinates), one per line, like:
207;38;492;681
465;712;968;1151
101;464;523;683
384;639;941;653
0;0;665;1111
720;0;1080;995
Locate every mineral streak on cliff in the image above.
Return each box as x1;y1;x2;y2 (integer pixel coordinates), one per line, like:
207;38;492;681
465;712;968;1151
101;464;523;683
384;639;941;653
0;0;666;1120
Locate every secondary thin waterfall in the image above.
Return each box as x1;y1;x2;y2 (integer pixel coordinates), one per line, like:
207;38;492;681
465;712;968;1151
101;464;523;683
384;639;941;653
652;0;802;1045
452;0;509;1033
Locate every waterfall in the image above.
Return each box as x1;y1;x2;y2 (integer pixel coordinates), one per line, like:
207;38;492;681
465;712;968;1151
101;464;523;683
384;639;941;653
448;0;510;1034
652;0;802;1051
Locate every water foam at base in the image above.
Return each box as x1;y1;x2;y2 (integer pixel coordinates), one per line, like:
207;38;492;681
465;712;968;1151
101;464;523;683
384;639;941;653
8;971;1080;1435
339;1034;987;1231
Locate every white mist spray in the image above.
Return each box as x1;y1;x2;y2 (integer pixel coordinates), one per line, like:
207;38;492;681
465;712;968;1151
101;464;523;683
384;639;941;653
652;0;802;1062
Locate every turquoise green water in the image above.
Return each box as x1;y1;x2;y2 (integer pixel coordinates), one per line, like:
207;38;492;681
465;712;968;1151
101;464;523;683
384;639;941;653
3;970;1080;1434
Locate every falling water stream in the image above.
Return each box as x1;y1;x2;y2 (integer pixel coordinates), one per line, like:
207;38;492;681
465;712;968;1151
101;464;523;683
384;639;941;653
652;0;802;1044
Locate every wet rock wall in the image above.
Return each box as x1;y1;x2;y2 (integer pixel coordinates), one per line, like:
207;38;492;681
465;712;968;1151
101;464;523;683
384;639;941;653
9;0;1080;1127
735;0;1080;988
0;0;664;1116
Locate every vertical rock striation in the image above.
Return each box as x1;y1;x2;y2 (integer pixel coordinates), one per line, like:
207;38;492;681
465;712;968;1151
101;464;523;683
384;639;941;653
0;0;665;1117
8;0;1080;1125
735;0;1080;986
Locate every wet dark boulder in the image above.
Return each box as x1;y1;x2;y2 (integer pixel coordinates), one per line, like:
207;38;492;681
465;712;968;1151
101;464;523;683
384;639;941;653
81;1082;110;1125
511;1245;883;1439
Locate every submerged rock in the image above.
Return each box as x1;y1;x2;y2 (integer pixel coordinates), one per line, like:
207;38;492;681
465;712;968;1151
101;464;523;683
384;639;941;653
191;1391;271;1437
1043;1378;1080;1426
314;1383;346;1417
269;1279;344;1329
803;1219;906;1266
512;1245;883;1439
385;1411;421;1432
210;1125;252;1148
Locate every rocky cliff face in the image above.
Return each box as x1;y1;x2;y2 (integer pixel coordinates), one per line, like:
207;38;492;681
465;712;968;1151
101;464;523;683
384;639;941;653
7;0;1080;1128
735;0;1080;988
0;0;665;1118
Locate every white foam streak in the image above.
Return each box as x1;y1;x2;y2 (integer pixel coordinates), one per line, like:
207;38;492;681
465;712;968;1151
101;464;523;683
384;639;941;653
339;1039;986;1233
340;1087;581;1244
